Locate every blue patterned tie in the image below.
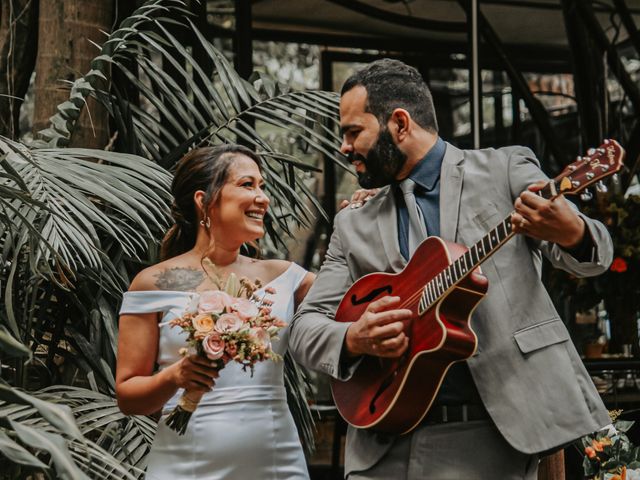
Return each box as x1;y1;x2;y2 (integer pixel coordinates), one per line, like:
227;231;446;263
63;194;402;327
399;178;427;256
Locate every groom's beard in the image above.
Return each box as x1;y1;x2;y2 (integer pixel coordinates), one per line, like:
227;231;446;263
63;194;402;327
352;128;407;189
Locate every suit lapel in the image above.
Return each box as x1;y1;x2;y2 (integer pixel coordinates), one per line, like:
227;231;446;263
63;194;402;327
376;187;405;272
439;142;465;242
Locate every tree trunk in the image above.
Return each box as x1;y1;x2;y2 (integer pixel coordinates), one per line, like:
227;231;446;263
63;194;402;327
32;0;113;148
538;450;565;480
0;0;39;139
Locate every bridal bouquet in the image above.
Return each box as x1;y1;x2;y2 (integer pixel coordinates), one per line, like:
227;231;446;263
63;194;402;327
164;263;286;435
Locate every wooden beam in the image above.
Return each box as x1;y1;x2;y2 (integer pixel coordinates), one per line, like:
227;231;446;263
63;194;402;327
233;0;252;80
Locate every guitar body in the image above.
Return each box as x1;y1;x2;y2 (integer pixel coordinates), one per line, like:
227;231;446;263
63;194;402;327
330;236;489;435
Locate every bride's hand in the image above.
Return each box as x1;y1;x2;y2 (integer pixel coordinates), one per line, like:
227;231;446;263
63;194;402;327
168;354;220;393
339;188;380;210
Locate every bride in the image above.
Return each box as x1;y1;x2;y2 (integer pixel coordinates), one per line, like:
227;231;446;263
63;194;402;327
116;144;316;479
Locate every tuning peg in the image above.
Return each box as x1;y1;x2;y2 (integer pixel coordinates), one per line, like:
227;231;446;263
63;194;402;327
580;189;593;202
596;181;608;193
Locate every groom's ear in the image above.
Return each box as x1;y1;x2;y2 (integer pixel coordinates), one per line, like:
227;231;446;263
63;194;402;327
389;108;411;143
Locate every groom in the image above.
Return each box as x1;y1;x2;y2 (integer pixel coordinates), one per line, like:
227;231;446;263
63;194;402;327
289;58;613;479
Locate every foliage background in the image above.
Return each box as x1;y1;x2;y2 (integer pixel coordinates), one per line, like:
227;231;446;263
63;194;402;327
0;1;347;477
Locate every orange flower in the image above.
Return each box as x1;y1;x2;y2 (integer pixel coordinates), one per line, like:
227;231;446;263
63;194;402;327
611;257;628;273
592;439;604;452
585;446;597;459
599;436;612;446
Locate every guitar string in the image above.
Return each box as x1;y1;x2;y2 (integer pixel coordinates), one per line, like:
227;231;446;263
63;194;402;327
393;182;556;313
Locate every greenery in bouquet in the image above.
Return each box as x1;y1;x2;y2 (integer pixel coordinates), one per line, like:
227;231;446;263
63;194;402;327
576;410;640;480
164;259;287;434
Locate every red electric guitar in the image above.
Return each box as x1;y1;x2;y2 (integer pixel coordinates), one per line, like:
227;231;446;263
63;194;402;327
330;139;625;435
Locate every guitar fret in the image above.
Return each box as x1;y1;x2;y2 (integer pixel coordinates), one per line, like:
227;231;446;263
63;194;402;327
420;291;427;312
470;245;479;265
483;235;491;255
497;223;506;240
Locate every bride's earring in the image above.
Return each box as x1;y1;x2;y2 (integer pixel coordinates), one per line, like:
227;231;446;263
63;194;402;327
199;216;211;229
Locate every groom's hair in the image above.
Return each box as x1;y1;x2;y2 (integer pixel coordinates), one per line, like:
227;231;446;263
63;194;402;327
341;58;438;133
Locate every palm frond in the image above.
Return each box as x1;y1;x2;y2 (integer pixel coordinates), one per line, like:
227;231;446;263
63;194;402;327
284;352;317;457
35;0;346;244
0;136;172;290
0;385;153;479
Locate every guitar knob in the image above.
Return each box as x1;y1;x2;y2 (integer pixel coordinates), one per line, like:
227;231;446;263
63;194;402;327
596;181;608;193
580;189;593;202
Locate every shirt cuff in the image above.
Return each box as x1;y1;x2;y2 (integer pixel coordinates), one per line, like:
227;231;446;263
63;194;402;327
560;228;596;263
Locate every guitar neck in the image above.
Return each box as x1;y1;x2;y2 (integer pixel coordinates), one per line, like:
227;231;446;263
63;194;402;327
417;179;558;315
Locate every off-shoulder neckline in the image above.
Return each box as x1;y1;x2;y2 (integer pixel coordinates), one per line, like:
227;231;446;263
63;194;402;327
124;262;296;297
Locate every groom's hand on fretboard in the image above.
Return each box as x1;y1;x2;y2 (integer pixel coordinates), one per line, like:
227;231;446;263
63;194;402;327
511;180;586;249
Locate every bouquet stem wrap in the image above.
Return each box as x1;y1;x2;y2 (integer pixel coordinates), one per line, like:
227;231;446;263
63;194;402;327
164;389;204;435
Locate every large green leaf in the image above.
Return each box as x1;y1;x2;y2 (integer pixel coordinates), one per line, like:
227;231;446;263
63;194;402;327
0;386;152;478
0;430;48;469
0;324;30;359
0;136;172;290
0;384;83;440
9;420;92;480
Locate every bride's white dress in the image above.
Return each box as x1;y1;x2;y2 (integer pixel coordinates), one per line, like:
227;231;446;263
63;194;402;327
119;263;310;480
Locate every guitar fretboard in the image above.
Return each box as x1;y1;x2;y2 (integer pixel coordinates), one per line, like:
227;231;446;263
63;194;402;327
417;179;558;315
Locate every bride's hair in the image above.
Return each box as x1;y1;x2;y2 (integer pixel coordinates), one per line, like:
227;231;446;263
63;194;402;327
160;144;263;260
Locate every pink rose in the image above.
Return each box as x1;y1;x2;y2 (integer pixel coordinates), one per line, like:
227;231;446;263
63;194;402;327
250;327;271;350
198;291;233;314
192;313;215;334
232;298;259;320
202;333;225;360
215;313;244;333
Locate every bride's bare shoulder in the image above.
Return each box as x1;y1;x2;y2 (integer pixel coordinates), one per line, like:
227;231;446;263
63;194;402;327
129;255;205;292
248;258;291;282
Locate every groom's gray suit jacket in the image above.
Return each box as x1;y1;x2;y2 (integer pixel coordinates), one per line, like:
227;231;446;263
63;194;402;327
289;143;613;475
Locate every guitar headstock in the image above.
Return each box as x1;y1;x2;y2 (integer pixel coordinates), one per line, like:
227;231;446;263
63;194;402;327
554;139;625;196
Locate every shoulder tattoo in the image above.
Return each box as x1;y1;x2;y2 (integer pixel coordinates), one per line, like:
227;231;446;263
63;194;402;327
154;267;205;291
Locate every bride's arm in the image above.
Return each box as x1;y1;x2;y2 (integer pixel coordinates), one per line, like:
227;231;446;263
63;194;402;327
115;271;219;416
294;272;316;311
115;313;219;416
